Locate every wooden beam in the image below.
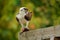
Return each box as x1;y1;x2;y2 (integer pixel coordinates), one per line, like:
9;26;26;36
18;25;60;40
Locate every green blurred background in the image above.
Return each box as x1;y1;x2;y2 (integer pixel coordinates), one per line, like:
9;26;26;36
0;0;60;40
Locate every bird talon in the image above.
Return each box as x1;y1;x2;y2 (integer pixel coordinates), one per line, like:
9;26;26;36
20;28;29;35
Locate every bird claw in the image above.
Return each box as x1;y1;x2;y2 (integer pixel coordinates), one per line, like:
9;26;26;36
23;28;29;32
20;28;29;35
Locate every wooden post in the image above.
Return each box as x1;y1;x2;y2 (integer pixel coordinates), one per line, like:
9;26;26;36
18;25;60;40
50;36;54;40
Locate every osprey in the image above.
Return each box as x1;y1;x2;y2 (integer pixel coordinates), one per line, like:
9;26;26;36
16;7;32;33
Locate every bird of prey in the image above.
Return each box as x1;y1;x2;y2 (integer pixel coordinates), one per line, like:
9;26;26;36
16;7;32;33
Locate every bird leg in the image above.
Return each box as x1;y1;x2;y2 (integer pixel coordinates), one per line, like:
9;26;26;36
26;21;29;29
19;20;25;28
20;21;29;34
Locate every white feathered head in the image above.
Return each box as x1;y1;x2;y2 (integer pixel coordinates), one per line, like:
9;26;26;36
19;7;28;14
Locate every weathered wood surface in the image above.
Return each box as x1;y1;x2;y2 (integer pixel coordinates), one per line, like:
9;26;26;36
18;25;60;40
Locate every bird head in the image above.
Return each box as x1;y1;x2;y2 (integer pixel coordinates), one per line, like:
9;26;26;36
19;7;28;15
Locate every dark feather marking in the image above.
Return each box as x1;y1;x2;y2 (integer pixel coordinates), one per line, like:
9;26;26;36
24;8;28;11
16;17;19;22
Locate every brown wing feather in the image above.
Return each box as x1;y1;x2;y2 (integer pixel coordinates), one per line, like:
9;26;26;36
24;12;32;21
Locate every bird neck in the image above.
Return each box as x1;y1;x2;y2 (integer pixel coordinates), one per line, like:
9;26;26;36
20;12;26;17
